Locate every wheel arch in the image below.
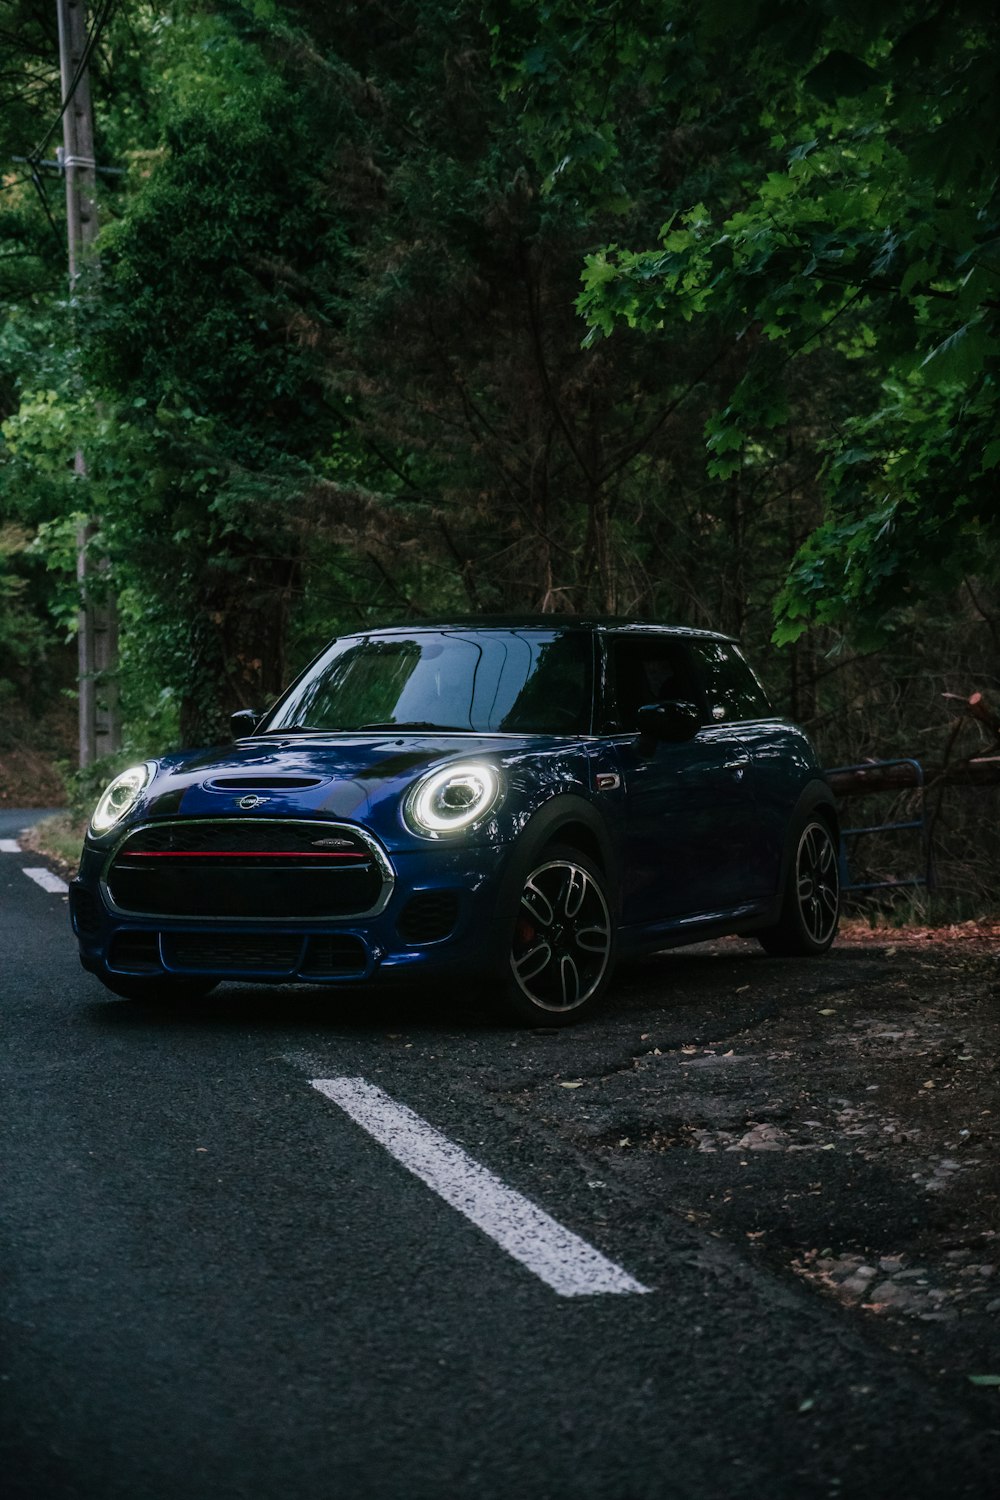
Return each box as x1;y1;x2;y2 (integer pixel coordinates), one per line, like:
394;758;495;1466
487;794;619;972
771;779;840;912
516;793;616;879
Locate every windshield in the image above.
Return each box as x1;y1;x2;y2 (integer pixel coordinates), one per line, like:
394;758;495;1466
262;630;593;735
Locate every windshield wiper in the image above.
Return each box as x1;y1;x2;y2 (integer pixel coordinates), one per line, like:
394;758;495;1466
356;720;470;732
258;720;471;735
258;725;327;734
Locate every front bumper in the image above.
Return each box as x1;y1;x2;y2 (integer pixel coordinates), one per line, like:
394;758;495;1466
71;836;510;989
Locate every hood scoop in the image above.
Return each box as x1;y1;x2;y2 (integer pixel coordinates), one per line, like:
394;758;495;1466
207;775;327;791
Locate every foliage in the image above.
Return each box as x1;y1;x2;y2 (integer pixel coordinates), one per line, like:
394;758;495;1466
0;0;998;905
499;0;1000;642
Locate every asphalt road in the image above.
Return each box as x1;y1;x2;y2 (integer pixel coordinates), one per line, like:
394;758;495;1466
2;807;997;1500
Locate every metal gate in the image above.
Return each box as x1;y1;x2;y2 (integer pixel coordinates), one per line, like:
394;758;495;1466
827;758;933;893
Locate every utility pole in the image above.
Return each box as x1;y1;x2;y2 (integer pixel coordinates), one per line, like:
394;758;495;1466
55;0;121;767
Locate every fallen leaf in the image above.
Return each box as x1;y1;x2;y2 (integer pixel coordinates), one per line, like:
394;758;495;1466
798;1398;815;1413
967;1375;1000;1387
819;1008;836;1016
560;1081;584;1089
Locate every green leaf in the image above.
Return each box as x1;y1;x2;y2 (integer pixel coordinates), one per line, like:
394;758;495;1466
968;1375;1000;1387
805;50;880;102
920;321;989;383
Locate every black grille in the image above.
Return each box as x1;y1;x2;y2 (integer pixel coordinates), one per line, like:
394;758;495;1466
70;884;103;938
397;891;460;945
106;821;387;920
108;931;160;972
301;935;367;977
163;933;303;973
115;822;371;856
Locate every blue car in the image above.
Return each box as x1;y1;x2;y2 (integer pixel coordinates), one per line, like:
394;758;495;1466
70;619;840;1024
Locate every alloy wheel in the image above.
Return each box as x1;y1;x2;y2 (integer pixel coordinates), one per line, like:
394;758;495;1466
795;822;840;946
509;858;612;1014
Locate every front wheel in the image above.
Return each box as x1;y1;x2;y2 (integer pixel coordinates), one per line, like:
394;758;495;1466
758;817;840;957
500;845;616;1026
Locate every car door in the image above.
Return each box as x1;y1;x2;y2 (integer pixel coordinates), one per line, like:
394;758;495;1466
686;637;786;902
606;633;760;927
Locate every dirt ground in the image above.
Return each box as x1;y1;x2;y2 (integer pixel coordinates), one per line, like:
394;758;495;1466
501;920;1000;1394
0;748;67;808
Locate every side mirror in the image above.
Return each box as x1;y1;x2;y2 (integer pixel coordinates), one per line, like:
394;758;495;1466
637;699;701;744
230;708;261;738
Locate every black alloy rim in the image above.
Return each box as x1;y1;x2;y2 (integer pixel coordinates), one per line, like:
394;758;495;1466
796;822;840;945
510;859;612;1012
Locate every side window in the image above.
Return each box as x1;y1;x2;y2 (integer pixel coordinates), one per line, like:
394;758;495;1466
608;638;702;732
690;642;771;723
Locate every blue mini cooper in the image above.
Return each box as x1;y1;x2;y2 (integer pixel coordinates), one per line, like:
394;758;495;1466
70;619;840;1024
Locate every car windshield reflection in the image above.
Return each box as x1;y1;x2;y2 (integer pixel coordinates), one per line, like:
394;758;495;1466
263;630;593;736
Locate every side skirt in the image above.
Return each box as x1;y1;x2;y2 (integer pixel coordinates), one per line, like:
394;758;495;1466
616;897;779;957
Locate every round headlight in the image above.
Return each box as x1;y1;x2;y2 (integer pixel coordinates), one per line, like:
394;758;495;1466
90;764;152;835
406;761;501;837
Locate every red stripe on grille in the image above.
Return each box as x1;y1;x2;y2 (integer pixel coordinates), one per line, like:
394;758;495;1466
123;850;369;860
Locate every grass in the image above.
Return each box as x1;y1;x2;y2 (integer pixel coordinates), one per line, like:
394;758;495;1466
21;812;88;878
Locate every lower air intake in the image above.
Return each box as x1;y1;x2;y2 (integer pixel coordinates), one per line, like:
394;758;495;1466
164;933;303;974
397;891;460;945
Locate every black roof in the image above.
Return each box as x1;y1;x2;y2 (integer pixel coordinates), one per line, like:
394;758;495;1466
358;615;737;642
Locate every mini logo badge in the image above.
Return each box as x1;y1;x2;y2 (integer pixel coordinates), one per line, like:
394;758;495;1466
237;795;268;810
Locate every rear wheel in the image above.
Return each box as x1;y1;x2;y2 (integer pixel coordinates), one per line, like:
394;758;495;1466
501;845;615;1025
758;817;840;956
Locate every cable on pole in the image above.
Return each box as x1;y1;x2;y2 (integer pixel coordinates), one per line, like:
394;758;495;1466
28;0;116;168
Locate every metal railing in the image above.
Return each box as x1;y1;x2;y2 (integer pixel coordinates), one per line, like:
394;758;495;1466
827;758;932;893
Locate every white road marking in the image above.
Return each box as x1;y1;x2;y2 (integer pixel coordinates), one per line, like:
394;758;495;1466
23;867;69;895
0;839;21;853
312;1076;651;1298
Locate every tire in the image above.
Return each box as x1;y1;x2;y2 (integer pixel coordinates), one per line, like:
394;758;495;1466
758;816;840;956
96;973;219;1003
499;844;616;1026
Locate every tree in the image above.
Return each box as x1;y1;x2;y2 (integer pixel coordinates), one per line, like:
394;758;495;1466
499;0;1000;644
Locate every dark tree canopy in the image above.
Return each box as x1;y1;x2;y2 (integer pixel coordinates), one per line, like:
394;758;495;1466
0;0;997;818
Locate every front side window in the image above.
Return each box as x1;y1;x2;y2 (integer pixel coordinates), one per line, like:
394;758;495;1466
690;642;772;722
607;637;702;732
263;630;593;736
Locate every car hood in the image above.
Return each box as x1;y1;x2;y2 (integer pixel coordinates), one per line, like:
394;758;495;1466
131;732;589;850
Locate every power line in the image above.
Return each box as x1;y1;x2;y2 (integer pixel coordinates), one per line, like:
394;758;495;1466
28;0;115;167
27;163;64;252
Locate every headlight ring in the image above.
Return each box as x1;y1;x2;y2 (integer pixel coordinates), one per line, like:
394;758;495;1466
405;761;502;837
90;763;153;836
